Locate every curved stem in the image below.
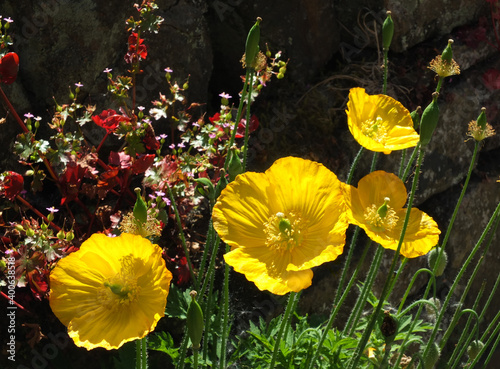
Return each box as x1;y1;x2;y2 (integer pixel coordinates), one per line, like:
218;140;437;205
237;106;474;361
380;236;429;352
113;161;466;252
347;147;364;185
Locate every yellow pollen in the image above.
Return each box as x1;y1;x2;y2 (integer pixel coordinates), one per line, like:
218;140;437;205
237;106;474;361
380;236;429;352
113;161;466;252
364;201;399;232
361;116;388;142
264;211;303;254
98;254;141;310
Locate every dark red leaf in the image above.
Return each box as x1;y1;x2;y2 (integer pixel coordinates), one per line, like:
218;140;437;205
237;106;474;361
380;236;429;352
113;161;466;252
132;154;155;174
2;171;24;200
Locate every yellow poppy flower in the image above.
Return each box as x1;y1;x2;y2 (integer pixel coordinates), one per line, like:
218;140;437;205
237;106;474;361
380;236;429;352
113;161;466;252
49;233;172;350
343;171;440;258
212;156;349;295
346;87;419;154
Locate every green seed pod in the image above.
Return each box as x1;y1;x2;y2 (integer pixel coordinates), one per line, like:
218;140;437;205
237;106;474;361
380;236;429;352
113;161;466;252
410;106;422;130
382;11;394;50
66;229;75;242
467;340;484;360
476;107;487;130
187;291;204;350
427;247;447;277
441;39;454;64
133;188;148;225
245;17;262;68
423;342;440;369
57;229;66;241
419;92;440;147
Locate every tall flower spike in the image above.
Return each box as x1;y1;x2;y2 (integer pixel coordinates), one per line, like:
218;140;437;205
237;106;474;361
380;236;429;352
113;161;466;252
212;156;349;295
342;171;440;258
346;87;420;154
49;233;172;350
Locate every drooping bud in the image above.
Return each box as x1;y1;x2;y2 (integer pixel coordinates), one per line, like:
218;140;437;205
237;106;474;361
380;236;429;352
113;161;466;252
422;342;441;369
382;11;394;50
245;17;262;69
187;291;204;350
427;247;447;277
467;340;484;360
419;92;440;147
425;297;441;321
133;187;148;225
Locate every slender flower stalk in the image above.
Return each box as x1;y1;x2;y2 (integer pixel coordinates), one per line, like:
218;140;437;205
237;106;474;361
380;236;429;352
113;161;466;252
346;147;425;369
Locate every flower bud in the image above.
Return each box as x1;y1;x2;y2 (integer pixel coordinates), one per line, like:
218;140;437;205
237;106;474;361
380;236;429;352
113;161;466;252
423;342;440;369
245;17;262;68
427;247;447;277
227;151;243;182
57;229;66;240
382;11;394;50
187;290;204;350
467;340;484;360
425;297;441;321
66;229;75;242
133;188;148;225
419;92;440;147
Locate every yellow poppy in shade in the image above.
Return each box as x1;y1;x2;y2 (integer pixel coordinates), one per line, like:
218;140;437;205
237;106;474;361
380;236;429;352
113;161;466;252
212;156;349;295
342;171;440;258
346;87;419;154
49;233;172;350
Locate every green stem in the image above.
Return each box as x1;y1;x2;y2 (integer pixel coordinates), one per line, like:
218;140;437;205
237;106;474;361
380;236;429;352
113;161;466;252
347;147;364;185
383;50;389;94
141;337;148;369
269;292;299;369
344;243;382;337
193;348;199;369
166;182;198;290
242;69;255;171
218;244;231;369
346;147;425;369
418;199;500;368
397;268;436;314
306;233;372;368
402;142;420;182
136;339;142;369
333;226;361;305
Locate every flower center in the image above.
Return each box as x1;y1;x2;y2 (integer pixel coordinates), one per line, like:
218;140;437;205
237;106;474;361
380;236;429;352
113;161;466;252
361;116;388;143
264;211;303;253
98;254;141;310
364;197;399;232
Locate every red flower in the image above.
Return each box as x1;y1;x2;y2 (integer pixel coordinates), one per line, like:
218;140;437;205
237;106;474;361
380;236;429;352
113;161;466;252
92;109;130;133
124;32;148;64
236;114;260;138
0;52;19;85
1;171;24;200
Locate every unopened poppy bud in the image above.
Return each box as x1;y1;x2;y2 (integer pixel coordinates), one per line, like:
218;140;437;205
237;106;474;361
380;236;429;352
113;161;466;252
187;290;204;350
419;92;440;147
423;342;440;369
441;39;454;64
245;17;262;68
215;169;228;200
425;297;441;321
467;340;484;360
382;11;394;50
133;188;148;225
427;247;447;276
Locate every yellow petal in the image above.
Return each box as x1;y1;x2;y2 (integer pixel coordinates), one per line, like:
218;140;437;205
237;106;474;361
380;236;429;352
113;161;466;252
49;233;172;350
346;87;419;154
